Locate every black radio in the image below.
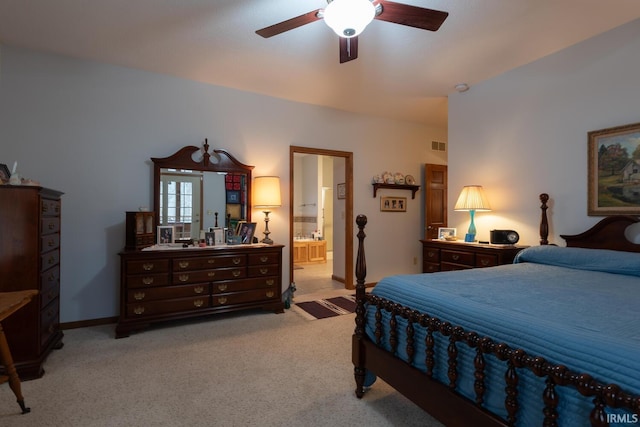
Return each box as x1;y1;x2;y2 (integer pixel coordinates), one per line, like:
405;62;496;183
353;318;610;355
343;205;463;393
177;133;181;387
490;229;519;244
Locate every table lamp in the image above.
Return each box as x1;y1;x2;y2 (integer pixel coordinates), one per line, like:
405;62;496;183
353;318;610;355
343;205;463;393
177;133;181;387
454;185;491;242
253;176;282;244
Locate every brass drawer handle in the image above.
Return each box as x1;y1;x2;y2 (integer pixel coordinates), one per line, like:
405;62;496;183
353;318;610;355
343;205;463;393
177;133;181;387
480;259;490;266
48;238;55;247
48;222;55;230
207;259;216;264
452;254;460;261
427;251;437;258
217;297;227;305
143;263;154;271
179;274;189;282
266;279;274;286
48;256;56;265
260;268;268;275
232;270;241;277
260;256;268;263
134;306;145;315
208;272;216;278
193;299;204;308
134;292;145;300
233;257;242;265
266;291;274;298
194;286;204;294
48;273;55;282
218;284;228;291
42;204;49;213
142;277;154;285
179;261;189;268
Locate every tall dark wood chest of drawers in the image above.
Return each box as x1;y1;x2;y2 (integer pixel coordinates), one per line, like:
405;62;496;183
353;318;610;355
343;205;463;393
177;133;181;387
0;186;64;380
117;244;284;338
421;239;526;273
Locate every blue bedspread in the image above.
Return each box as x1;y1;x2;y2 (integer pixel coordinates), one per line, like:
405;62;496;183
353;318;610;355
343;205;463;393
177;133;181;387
365;246;640;426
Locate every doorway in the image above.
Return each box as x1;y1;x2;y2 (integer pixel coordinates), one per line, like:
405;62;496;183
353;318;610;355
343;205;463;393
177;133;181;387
289;146;354;296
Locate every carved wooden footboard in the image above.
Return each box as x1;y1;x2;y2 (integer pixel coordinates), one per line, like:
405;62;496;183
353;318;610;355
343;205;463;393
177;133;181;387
352;205;640;426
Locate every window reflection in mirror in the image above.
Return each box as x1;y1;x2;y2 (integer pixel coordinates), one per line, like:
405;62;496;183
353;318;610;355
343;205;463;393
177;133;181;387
159;168;246;240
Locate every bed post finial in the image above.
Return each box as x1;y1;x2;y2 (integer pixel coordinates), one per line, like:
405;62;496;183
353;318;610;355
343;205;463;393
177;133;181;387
539;193;549;245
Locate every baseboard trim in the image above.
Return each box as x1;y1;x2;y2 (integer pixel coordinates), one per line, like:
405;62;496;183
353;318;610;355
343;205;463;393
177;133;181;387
61;316;117;330
331;274;345;283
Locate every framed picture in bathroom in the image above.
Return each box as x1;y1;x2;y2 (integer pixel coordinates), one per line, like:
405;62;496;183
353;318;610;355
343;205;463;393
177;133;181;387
337;183;346;200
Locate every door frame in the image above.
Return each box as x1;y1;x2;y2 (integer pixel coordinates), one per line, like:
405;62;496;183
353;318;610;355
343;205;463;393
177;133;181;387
290;146;354;289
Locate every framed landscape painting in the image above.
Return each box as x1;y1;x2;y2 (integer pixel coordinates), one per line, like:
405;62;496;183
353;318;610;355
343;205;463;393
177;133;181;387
588;122;640;215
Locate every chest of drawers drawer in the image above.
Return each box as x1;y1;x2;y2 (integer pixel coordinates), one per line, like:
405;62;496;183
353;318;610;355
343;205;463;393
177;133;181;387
40;265;60;309
126;273;170;288
212;277;279;294
173;255;246;270
212;288;278;307
127;296;210;318
126;259;169;274
127;283;208;303
172;267;246;284
441;250;474;267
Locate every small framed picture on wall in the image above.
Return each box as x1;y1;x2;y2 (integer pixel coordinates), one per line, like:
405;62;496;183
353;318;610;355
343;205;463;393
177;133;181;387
380;196;407;212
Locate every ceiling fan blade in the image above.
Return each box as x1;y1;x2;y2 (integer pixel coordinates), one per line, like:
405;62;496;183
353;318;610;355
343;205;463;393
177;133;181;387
375;1;448;31
339;37;359;63
256;9;323;38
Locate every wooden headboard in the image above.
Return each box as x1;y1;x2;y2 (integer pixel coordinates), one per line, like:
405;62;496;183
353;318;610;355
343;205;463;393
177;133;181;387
560;215;640;252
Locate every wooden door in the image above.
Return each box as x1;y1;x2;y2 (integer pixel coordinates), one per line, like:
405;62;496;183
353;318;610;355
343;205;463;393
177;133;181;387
424;164;447;240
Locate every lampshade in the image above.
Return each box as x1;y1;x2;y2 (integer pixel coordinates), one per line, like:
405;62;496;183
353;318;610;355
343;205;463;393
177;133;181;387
254;176;282;209
454;185;491;212
323;0;375;38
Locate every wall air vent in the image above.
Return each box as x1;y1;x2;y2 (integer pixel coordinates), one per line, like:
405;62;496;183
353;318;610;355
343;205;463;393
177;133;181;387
431;141;447;151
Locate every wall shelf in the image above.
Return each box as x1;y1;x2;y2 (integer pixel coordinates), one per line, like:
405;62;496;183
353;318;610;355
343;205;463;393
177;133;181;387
372;183;420;199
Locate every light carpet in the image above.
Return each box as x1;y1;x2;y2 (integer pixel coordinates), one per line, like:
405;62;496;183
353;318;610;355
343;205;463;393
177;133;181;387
0;305;443;427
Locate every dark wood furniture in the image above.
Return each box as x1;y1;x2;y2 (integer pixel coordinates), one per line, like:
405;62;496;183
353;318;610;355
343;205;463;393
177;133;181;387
420;240;525;273
0;290;38;414
125;211;155;250
117;244;284;338
372;183;420;199
0;186;64;380
352;194;640;427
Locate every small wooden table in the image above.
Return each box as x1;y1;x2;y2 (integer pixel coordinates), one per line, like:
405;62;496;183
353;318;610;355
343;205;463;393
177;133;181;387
0;290;38;414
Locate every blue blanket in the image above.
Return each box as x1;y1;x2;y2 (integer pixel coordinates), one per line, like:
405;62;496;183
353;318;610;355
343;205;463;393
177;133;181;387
366;246;640;426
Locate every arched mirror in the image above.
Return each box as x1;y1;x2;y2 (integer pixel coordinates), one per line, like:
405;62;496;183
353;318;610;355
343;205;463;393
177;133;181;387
152;140;253;241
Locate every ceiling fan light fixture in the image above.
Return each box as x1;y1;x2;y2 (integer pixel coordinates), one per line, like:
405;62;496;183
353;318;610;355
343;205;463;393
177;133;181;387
323;0;375;38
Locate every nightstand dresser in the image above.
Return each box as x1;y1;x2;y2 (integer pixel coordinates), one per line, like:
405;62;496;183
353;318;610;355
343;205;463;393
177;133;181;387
420;239;526;273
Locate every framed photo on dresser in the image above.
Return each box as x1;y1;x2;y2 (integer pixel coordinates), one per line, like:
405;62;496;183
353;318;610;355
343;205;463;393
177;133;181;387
157;226;174;245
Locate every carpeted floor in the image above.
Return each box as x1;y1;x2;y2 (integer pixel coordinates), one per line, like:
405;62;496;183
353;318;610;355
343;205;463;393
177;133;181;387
0;304;443;427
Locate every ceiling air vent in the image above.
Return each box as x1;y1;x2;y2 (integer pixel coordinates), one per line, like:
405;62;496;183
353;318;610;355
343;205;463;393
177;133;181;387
431;141;446;151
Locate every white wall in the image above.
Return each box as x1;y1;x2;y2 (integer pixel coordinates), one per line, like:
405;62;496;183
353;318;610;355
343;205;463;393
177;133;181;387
0;45;446;323
448;19;640;245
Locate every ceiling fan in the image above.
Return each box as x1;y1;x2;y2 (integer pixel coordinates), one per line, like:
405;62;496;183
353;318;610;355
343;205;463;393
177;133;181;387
256;0;448;64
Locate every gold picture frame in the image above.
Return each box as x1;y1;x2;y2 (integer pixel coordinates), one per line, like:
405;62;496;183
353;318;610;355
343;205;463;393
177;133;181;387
380;196;407;212
588;121;640;215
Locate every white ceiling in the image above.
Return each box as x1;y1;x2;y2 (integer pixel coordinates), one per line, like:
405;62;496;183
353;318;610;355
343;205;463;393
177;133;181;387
1;0;640;128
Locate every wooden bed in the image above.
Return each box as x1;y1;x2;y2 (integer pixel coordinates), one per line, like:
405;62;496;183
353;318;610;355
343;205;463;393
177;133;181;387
352;194;640;426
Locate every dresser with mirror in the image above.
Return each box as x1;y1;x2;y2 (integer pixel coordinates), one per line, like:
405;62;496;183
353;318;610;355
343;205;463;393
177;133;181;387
117;141;284;338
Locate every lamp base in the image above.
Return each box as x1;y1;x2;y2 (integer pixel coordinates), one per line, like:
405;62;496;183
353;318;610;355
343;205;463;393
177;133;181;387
261;211;274;245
